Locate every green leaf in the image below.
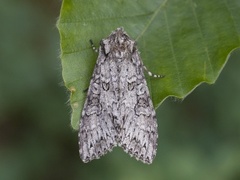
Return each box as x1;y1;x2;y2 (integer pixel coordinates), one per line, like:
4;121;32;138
57;0;240;130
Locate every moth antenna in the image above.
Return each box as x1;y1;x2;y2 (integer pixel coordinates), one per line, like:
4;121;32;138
143;65;165;78
89;39;98;53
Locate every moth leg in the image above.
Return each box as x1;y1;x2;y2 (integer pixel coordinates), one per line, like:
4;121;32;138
83;88;88;93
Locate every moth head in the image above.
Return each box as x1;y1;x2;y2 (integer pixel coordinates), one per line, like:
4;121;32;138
102;28;135;56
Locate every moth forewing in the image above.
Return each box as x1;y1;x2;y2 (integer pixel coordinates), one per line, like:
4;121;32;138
79;27;162;164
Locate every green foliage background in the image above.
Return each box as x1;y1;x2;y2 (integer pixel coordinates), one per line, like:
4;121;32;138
0;0;240;180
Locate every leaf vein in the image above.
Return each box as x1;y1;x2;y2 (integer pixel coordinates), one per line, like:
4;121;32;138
59;12;154;24
136;0;169;41
223;0;240;43
190;0;214;80
164;10;184;95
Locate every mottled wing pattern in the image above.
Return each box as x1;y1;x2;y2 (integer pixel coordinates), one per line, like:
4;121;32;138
118;48;158;164
79;27;159;164
78;50;118;163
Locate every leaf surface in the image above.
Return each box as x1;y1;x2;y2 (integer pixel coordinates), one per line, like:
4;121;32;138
57;0;240;130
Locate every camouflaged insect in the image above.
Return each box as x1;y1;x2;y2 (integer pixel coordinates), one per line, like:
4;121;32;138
78;27;163;164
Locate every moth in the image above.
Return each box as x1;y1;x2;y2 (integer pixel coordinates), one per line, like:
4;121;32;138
78;27;163;164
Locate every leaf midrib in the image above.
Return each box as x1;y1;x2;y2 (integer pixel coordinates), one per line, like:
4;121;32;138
136;0;169;41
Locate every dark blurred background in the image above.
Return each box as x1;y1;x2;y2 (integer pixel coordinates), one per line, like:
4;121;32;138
0;1;240;180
